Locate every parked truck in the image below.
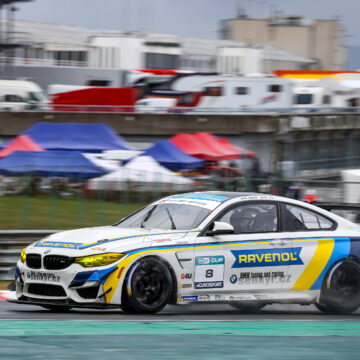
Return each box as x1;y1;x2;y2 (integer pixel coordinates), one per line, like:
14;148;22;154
0;80;47;110
136;75;292;113
49;85;139;112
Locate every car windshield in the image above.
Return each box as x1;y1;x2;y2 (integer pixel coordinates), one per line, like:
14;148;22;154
28;91;47;102
116;203;210;230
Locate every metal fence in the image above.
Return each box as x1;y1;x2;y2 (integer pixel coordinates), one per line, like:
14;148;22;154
0;230;56;281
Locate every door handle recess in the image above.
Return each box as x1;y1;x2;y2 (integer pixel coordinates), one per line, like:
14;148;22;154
269;239;287;246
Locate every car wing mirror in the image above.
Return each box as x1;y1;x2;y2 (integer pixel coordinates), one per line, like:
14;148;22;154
206;221;234;236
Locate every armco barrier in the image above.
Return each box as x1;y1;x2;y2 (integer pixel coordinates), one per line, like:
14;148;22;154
0;230;57;281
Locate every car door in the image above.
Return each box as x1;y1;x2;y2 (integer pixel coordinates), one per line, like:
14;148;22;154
279;202;338;292
194;201;293;296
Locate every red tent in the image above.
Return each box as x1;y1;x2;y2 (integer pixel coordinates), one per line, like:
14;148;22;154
193;133;241;160
0;135;44;159
217;137;256;158
170;133;226;161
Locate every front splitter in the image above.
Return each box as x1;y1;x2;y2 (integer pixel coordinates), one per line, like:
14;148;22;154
7;297;119;310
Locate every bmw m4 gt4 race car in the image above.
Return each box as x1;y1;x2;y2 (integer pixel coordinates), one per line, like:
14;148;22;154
10;192;360;314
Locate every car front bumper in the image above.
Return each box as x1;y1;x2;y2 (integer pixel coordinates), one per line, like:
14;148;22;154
14;261;120;307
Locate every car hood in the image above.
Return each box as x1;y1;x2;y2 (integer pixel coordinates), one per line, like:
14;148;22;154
33;226;192;252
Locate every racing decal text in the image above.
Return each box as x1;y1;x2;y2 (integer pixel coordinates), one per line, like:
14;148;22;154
195;256;224;289
231;248;303;268
237;271;291;285
26;271;60;282
181;295;198;301
37;241;82;249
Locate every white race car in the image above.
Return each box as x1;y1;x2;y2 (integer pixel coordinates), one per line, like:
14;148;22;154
10;192;360;314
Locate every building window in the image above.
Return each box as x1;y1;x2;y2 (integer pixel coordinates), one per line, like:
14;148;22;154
268;84;283;92
145;53;178;69
235;87;248;95
204;87;223;96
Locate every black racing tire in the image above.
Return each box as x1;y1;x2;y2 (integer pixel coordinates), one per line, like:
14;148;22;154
316;260;360;314
40;305;72;312
121;256;173;314
230;301;265;313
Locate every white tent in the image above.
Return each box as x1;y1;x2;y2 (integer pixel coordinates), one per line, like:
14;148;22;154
102;150;143;161
83;153;121;172
88;156;194;192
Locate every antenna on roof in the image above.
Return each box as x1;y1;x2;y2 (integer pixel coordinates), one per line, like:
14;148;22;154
235;0;247;18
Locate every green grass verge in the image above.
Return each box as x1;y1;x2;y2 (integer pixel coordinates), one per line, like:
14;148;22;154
0;195;146;230
0;281;11;290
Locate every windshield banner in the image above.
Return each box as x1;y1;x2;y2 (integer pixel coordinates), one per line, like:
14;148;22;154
156;193;229;210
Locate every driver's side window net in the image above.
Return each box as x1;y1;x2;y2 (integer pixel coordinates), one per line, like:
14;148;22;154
218;203;278;234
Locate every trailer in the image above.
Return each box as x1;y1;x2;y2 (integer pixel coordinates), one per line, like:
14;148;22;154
138;75;292;113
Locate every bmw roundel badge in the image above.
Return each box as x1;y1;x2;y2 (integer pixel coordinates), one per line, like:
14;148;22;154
230;274;238;284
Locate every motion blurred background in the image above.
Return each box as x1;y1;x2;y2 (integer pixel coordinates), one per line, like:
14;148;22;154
0;0;359;281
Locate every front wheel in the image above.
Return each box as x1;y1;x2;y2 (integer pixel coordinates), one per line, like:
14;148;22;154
121;257;173;314
316;260;360;314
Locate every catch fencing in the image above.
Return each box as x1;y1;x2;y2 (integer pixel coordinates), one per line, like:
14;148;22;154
0;176;360;281
0;230;56;281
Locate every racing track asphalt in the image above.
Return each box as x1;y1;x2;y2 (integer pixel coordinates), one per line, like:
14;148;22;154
1;302;360;359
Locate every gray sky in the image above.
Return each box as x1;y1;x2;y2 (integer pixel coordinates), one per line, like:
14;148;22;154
11;0;360;46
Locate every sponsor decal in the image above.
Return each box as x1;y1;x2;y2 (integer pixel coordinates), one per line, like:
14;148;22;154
198;295;210;301
229;295;256;301
26;271;60;282
92;246;107;251
37;240;82;249
181;273;192;280
237;271;291;285
195;281;223;289
230;274;238;284
157;194;229;211
214;295;225;301
181;295;198;302
239;195;274;201
195;256;225;289
231;248;303;268
196;256;224;266
179;283;192;289
154;238;172;243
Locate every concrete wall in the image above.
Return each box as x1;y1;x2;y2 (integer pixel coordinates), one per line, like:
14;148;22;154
0;112;279;137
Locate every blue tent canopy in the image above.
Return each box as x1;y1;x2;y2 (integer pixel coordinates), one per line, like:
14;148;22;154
1;122;135;152
0;151;106;178
142;140;205;170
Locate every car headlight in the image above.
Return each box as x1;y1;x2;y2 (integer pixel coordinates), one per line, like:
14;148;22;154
74;253;125;268
20;248;26;263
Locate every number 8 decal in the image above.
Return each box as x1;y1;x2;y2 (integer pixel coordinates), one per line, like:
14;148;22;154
205;269;213;278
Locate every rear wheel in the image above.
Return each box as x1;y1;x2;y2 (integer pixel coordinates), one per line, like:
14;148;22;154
121;257;173;314
316;260;360;314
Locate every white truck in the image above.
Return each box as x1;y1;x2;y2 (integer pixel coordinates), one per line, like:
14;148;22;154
0;80;47;110
136;75;293;113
